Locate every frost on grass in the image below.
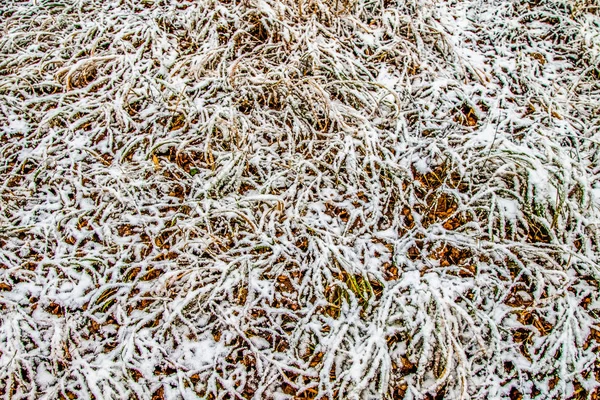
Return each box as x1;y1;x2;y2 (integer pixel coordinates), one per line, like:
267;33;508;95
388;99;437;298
0;0;599;398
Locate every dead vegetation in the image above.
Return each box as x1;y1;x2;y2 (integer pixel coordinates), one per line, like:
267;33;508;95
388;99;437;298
0;0;599;398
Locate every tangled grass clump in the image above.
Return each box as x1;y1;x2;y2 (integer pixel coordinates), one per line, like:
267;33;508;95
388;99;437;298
0;0;599;398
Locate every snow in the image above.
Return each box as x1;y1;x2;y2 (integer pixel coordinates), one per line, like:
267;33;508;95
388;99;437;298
174;337;226;368
36;364;56;388
496;198;521;221
0;0;599;398
6;117;29;134
592;187;600;209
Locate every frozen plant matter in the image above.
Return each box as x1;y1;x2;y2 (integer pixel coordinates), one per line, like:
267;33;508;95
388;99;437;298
0;0;599;398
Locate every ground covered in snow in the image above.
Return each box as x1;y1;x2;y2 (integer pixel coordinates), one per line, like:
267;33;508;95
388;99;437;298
1;0;599;398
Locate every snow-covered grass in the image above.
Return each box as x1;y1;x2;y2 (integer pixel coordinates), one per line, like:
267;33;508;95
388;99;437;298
0;0;599;398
